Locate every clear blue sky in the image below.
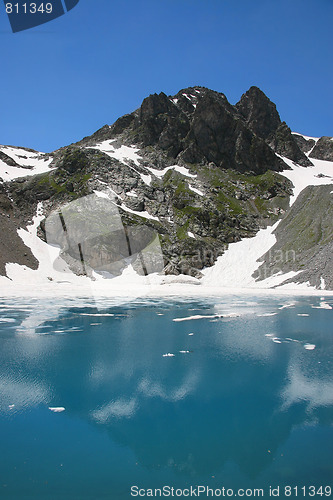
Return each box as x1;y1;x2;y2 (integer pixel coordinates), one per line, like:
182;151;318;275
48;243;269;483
1;0;332;152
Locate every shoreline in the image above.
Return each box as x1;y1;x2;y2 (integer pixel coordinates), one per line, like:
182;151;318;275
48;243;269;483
1;279;333;300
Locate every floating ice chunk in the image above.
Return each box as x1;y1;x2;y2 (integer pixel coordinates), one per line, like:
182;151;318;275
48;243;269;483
48;407;65;412
8;404;15;409
188;333;194;336
265;333;274;337
162;353;175;357
258;313;277;317
272;338;282;343
312;301;332;310
304;344;316;350
173;313;238;322
173;314;216;322
79;313;115;317
297;313;310;316
0;318;16;323
279;302;296;310
179;350;190;354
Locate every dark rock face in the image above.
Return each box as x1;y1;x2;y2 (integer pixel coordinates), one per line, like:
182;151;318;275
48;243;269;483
310;136;333;161
269;123;313;167
182;92;284;174
236;86;312;167
236;86;281;140
0;151;19;167
135;92;190;157
127;87;286;175
292;133;316;154
0;185;38;276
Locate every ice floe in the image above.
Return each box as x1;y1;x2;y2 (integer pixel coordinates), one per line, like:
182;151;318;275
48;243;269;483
173;313;239;322
257;312;278;317
48;407;65;413
311;301;332;310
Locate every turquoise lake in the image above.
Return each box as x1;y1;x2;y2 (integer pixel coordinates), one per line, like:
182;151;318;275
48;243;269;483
0;295;332;499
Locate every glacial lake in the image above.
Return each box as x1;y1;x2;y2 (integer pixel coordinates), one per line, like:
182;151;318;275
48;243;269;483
0;295;332;499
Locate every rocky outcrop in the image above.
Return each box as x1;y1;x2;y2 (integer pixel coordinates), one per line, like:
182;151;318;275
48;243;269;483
310;136;333;161
254;184;333;289
236;86;312;167
0;185;38;276
236;86;281;140
292;133;316;154
0;151;19;167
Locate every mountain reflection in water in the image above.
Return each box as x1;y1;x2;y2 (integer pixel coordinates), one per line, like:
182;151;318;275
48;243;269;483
0;296;332;498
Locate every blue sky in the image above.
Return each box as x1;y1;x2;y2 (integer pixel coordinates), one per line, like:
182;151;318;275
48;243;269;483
1;0;332;152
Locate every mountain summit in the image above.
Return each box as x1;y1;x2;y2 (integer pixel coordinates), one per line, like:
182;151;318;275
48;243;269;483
1;86;332;289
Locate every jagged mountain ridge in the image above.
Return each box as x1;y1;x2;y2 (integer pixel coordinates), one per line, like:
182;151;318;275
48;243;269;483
78;85;310;172
0;85;332;287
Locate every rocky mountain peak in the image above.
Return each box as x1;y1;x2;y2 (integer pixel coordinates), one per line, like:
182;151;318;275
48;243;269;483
3;84;331;286
236;86;312;167
103;86;286;175
236;86;281;140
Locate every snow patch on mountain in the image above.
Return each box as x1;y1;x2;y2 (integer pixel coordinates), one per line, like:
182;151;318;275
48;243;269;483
292;132;320;142
0;145;53;182
119;203;160;221
279;156;333;205
1;203;84;287
87;140;142;166
201;155;333;290
146;165;197;179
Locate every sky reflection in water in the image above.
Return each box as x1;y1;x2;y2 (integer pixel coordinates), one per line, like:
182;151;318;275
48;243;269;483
0;296;332;498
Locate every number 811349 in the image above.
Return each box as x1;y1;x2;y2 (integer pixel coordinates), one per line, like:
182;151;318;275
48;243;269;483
5;3;53;14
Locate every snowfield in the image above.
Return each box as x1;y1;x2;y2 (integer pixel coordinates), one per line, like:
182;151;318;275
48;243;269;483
201;135;333;291
0;145;54;182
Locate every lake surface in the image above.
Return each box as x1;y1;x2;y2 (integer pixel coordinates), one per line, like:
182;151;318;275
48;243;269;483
0;295;332;499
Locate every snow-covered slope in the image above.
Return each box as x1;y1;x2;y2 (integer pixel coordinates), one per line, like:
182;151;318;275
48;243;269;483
0;145;53;182
201;135;333;291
